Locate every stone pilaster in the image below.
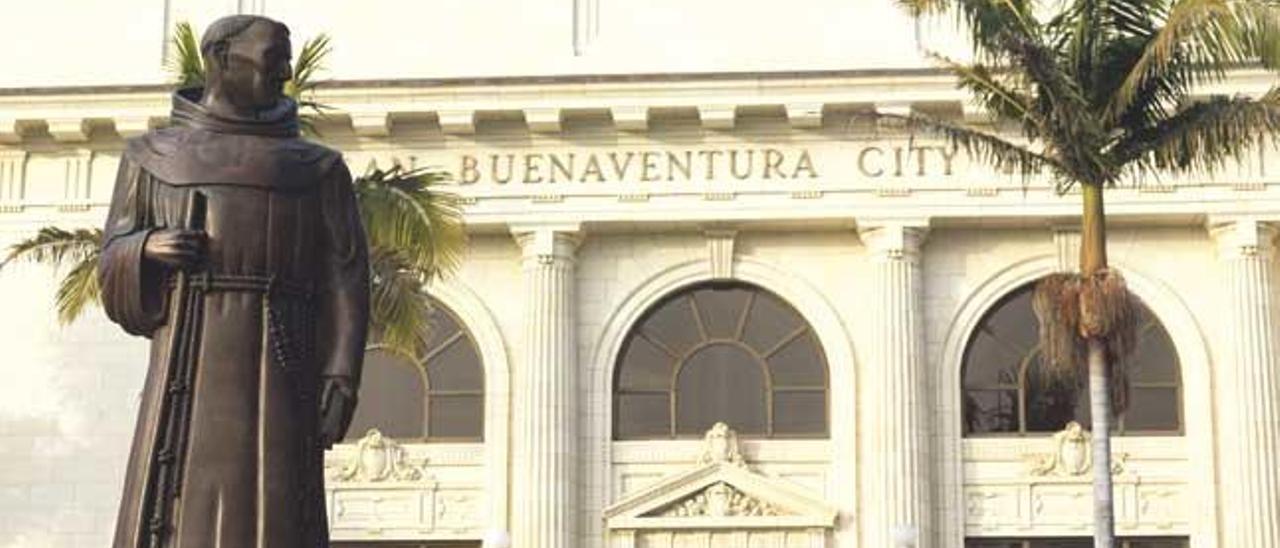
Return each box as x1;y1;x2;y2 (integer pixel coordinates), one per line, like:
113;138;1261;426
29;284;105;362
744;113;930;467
510;224;583;548
857;220;932;548
1209;218;1280;547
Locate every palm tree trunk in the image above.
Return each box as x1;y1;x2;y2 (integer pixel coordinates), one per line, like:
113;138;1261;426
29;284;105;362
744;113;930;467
1087;338;1115;548
1080;182;1115;548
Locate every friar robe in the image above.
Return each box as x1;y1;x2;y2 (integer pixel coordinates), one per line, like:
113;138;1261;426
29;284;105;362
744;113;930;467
100;88;369;548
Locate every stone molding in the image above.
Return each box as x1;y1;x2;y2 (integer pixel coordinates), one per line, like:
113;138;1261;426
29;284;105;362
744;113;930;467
604;424;837;532
857;220;930;262
511;223;584;264
1;69;1270;141
703;229;737;280
1208;217;1277;259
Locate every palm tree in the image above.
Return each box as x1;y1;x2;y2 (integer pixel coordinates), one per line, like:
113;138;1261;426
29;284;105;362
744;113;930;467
896;0;1280;542
893;0;1280;545
0;22;465;360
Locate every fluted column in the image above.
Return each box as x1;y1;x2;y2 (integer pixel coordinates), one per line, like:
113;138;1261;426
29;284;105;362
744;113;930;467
1209;218;1280;547
510;224;582;548
858;221;932;548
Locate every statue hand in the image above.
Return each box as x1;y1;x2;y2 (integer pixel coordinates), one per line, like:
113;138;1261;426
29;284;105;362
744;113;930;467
319;375;358;448
144;228;206;270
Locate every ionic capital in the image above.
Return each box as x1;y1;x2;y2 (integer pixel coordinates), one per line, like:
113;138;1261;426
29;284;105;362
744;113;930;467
511;223;583;265
858;219;930;261
1208;217;1278;260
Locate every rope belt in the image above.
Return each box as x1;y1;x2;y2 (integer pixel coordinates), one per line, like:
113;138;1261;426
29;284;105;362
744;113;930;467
168;272;314;299
166;272;314;372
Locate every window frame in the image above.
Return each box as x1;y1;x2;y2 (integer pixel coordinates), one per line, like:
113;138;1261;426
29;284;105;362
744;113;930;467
613;282;830;440
347;300;486;443
961;283;1184;438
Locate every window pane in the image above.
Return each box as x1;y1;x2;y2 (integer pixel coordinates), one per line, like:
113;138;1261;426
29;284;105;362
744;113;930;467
965;389;1018;433
641;296;703;357
963;540;1023;548
1123;387;1180;431
616;392;670;438
347;351;426;440
691;287;751;339
1025;360;1083;433
676;344;767;435
1032;540;1090;548
773;390;826;435
1128;538;1190;548
618;336;675;390
963;332;1025;387
767;331;826;388
741;292;803;354
1130;321;1179;383
426;338;483;392
428;394;483;439
422;306;461;355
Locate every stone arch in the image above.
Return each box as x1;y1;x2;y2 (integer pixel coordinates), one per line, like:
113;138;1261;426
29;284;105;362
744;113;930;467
426;278;513;530
934;255;1217;545
585;254;858;542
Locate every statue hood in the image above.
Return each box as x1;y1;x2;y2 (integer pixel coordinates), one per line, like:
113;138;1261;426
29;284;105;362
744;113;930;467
170;87;300;138
123;88;341;189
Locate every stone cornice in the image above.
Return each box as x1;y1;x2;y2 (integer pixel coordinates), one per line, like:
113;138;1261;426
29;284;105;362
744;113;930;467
1207;217;1278;259
1;68;1273;142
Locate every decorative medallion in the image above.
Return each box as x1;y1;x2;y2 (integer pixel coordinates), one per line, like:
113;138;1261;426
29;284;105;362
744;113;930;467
1023;421;1128;477
328;428;426;482
698;422;746;468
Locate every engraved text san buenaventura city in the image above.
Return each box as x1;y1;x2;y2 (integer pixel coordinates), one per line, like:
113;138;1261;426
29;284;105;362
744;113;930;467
453;144;959;185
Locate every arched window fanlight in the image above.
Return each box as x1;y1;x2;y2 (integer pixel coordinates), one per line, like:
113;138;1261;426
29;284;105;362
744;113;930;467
344;299;485;442
613;282;829;440
962;283;1182;436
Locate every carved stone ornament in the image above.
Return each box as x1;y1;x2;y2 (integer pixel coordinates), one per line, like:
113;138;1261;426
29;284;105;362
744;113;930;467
1023;421;1128;476
698;422;746;467
657;482;781;517
329;428;425;482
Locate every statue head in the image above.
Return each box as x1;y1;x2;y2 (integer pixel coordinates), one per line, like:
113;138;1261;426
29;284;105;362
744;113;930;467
200;15;293;113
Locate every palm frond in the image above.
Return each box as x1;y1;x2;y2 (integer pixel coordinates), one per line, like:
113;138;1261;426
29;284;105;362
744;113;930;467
167;22;205;88
1;227;104;325
878;111;1066;181
1109;0;1280;120
55;256;101;324
367;248;434;359
354;165;466;284
928;51;1042;133
286;34;332;117
900;0;1042;61
286;33;334;137
1;227;102;270
1111;87;1280;176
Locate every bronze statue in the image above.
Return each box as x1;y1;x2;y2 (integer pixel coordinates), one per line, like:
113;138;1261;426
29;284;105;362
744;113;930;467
99;15;369;548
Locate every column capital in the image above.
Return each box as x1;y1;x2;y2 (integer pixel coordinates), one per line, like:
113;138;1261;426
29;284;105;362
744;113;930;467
1207;217;1278;259
857;219;930;260
511;223;583;264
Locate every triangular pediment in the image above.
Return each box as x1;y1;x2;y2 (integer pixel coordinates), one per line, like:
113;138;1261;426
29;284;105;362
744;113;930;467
604;424;837;530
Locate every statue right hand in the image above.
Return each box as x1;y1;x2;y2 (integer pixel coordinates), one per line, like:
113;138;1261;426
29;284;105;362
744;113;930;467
143;228;206;270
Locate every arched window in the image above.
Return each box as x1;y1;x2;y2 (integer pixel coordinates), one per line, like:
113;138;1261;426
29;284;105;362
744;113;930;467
613;282;829;440
344;299;484;442
962;283;1182;436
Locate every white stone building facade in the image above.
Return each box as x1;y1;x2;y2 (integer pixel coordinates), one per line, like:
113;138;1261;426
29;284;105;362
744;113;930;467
1;2;1277;547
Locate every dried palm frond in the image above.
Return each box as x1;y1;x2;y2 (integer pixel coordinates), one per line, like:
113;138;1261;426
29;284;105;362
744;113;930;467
1034;272;1085;376
1034;271;1137;413
1078;269;1137;344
